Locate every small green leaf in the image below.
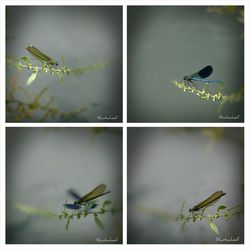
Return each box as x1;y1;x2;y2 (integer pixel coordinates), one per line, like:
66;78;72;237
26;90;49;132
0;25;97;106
181;219;187;231
94;215;104;229
21;56;30;63
103;200;112;206
65;217;71;230
27;71;38;85
180;201;185;213
99;208;105;214
16;62;23;71
83;209;88;217
61;55;65;66
213;213;219;219
209;221;219;235
225;213;232;220
217;205;227;211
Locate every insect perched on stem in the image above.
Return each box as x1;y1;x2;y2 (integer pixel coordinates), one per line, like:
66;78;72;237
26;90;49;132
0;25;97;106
64;184;111;210
189;191;226;213
25;45;58;66
183;65;223;87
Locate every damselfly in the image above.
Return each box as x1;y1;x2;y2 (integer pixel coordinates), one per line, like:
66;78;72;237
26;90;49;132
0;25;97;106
64;184;111;210
189;190;226;213
26;45;58;66
183;65;223;86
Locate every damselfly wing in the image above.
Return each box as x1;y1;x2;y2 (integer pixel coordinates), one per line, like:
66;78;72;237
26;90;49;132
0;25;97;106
183;65;223;85
189;190;226;213
64;184;111;210
26;45;58;66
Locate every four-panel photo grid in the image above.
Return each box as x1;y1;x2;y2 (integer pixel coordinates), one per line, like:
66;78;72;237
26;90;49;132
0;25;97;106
0;1;249;250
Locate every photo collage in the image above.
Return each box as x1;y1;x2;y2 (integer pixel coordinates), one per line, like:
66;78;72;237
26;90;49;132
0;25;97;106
0;1;248;250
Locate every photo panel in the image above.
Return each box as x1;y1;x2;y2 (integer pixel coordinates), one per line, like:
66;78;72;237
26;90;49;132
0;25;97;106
6;127;122;244
6;6;122;122
128;127;244;244
127;6;244;122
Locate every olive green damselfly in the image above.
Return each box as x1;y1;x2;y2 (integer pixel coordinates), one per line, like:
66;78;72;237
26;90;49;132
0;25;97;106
189;191;226;213
26;45;58;66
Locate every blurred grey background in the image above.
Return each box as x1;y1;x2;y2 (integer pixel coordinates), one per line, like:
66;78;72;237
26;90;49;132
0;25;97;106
6;6;122;122
128;127;244;243
6;127;122;243
128;6;244;122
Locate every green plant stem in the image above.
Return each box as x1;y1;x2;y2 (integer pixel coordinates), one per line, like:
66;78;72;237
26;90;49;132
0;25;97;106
172;80;244;113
